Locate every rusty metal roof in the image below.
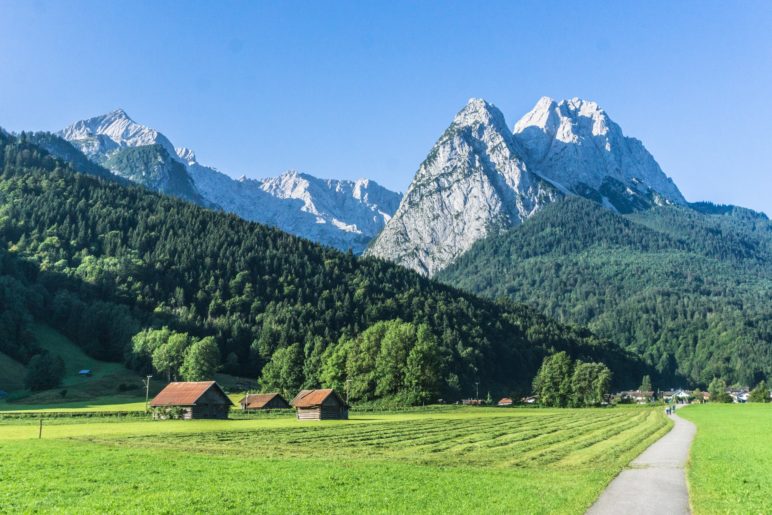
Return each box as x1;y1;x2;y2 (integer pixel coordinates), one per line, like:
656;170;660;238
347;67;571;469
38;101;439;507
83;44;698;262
150;381;233;407
291;388;346;408
239;393;287;409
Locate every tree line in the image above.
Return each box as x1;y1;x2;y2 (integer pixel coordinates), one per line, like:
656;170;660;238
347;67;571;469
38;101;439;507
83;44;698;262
532;352;612;407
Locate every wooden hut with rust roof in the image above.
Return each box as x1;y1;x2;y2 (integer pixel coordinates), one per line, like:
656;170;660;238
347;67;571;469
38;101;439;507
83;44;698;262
150;381;232;420
238;393;290;411
291;388;348;421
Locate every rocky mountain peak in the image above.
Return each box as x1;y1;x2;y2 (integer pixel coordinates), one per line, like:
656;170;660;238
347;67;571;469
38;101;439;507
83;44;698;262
59;108;177;159
366;97;559;276
513;97;685;205
175;147;196;164
368;95;690;276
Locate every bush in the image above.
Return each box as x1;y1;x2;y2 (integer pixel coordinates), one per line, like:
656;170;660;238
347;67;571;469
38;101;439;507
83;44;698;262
151;406;185;420
24;352;65;391
749;381;770;403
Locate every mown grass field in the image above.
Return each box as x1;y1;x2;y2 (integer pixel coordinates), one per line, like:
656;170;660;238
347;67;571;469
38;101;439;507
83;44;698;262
680;404;772;515
0;406;669;514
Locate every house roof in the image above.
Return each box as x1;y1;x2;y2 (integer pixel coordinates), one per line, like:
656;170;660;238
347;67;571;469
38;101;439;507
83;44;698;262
150;381;233;407
291;389;347;408
498;397;513;404
239;393;287;409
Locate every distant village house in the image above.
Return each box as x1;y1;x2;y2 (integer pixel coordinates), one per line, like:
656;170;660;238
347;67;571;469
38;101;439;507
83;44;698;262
618;390;655;404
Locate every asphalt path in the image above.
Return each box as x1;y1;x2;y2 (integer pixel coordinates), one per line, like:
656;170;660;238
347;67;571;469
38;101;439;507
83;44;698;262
586;412;696;515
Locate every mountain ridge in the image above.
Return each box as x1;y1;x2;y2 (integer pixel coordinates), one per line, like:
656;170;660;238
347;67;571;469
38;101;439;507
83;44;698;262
367;96;692;275
55;110;402;253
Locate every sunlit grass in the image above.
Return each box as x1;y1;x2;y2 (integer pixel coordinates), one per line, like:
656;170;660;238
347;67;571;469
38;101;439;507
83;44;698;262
680;404;772;514
0;407;669;514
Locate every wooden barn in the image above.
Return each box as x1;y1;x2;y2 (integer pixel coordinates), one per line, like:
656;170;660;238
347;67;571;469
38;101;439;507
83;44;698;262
150;381;233;420
238;393;290;411
291;389;348;421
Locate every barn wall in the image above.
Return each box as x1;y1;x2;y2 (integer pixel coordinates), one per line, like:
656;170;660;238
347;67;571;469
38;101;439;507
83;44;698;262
296;406;348;420
297;407;322;420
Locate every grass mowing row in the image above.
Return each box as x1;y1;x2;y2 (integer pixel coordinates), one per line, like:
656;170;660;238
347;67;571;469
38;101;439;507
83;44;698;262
679;404;771;515
0;406;669;514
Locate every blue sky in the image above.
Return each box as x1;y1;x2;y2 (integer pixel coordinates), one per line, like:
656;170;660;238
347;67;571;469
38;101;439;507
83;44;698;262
1;1;771;214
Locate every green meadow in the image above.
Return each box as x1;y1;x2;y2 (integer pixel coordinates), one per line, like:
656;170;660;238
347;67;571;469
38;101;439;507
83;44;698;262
680;404;772;515
0;407;668;514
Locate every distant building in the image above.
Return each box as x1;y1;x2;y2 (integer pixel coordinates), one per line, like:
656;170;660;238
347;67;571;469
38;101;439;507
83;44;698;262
78;369;92;377
497;397;513;407
520;396;538;404
291;389;348;421
728;388;750;403
462;399;483;406
150;381;232;420
239;393;290;410
662;389;691;403
618;390;655;404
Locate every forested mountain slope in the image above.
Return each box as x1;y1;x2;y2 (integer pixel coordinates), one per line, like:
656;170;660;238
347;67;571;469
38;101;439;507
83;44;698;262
0;131;648;401
438;198;772;386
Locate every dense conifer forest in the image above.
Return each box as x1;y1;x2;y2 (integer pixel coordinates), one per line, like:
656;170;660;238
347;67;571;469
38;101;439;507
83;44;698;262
439;198;772;386
0;132;647;401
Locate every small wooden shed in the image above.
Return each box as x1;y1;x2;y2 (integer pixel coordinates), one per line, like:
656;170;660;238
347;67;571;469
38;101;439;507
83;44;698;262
239;393;290;411
150;381;233;420
291;389;348;421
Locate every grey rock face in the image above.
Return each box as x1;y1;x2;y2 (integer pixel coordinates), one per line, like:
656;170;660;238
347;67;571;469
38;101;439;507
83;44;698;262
513;97;685;208
366;99;560;275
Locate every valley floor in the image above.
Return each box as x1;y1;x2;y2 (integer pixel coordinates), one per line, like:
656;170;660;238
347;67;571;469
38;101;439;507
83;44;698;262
0;407;668;514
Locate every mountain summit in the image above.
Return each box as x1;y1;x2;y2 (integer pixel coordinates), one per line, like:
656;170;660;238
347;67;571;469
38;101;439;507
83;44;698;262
368;96;689;276
366;99;559;276
59;109;178;160
513;97;685;208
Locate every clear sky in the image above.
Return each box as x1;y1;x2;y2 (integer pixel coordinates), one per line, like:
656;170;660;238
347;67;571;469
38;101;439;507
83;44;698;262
1;1;771;214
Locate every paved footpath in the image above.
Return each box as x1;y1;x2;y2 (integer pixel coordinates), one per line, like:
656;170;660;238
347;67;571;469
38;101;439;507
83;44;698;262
586;412;696;515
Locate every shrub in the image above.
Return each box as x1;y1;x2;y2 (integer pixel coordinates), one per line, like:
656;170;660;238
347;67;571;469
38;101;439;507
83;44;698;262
24;352;65;391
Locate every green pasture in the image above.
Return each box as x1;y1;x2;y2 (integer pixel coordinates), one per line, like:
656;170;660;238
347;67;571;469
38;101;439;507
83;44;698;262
0;407;669;514
0;324;257;412
680;404;772;515
0;324;146;409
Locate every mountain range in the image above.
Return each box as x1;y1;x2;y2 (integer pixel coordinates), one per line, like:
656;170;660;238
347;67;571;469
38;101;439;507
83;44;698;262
367;97;687;275
5;95;770;388
53;109;401;254
0;129;647;401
